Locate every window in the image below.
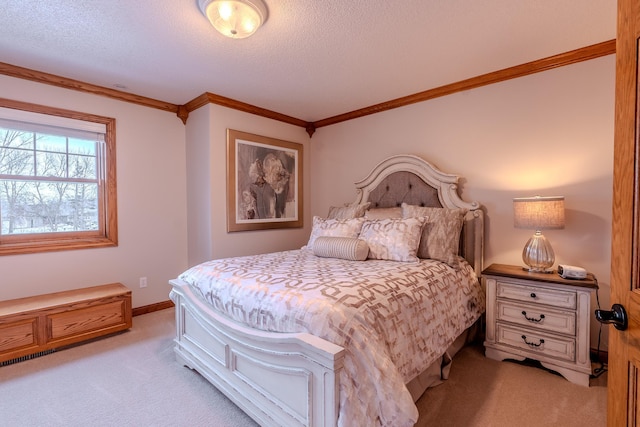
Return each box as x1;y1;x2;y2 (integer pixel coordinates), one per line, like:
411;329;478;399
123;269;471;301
0;99;117;255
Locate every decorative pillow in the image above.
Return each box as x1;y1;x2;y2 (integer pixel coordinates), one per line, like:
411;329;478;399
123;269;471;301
312;236;369;261
364;207;403;219
359;217;427;262
401;203;467;266
326;202;371;220
306;216;365;248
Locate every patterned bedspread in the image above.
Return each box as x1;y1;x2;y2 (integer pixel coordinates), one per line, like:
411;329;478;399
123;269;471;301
178;249;485;427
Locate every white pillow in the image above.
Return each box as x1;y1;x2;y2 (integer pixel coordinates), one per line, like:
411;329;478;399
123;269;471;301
306;216;365;248
364;207;403;219
401;203;467;266
313;236;369;261
359;217;427;262
326;202;371;219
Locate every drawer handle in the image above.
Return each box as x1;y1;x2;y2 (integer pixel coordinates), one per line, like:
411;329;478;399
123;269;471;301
521;311;545;323
521;335;544;347
530;293;537;299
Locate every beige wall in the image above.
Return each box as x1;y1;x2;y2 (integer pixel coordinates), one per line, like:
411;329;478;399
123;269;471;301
184;103;311;266
0;54;615;350
0;75;188;308
309;55;615;350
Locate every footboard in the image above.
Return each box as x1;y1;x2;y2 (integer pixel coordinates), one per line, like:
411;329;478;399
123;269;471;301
169;279;345;427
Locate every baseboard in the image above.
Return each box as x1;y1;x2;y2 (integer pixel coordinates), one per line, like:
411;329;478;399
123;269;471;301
132;300;175;317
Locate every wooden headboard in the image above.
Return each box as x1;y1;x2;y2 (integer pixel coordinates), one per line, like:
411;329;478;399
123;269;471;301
352;154;484;277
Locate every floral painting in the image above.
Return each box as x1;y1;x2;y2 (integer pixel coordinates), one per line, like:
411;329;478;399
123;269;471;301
227;130;303;231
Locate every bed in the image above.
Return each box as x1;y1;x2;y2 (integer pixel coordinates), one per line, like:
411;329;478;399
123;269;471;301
169;154;485;427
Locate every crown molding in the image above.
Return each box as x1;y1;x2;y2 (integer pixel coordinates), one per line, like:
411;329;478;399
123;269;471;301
0;39;615;136
0;61;179;114
181;92;314;135
312;39;616;129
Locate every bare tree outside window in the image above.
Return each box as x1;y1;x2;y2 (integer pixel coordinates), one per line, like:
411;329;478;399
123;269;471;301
0;131;99;235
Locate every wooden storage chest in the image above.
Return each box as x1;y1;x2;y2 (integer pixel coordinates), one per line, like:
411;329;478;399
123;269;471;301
0;283;132;364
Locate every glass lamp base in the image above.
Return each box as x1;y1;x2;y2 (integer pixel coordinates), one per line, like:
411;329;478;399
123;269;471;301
522;231;555;273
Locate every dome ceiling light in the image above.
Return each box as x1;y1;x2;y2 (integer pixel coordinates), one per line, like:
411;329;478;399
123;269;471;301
198;0;268;39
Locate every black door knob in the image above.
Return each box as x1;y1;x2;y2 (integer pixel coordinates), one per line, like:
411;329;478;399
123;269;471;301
595;303;628;331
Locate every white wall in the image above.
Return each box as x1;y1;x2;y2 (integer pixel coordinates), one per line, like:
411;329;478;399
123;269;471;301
184;103;311;266
309;55;615;350
0;75;188;308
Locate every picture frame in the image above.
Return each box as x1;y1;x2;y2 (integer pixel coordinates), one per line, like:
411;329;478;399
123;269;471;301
227;129;303;232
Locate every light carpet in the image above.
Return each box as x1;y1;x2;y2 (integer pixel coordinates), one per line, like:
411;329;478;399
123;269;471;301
0;308;606;426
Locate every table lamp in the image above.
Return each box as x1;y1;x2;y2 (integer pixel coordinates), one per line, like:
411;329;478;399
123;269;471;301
513;196;565;273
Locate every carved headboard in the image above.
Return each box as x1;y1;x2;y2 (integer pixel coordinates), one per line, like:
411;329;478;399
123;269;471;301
352;154;484;277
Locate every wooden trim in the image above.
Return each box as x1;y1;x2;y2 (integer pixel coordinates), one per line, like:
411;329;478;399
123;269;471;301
132;300;175;317
0;61;180;115
312;40;616;129
0;97;113;123
182;93;213;113
182;92;313;130
1;41;615;132
176;105;190;125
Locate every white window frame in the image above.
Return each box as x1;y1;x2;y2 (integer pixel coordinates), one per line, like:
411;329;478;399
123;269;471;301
0;98;117;255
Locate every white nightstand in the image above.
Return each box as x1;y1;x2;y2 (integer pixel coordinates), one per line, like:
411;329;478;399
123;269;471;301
483;263;598;386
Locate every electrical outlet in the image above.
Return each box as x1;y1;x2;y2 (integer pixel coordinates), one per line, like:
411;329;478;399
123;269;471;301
139;277;148;288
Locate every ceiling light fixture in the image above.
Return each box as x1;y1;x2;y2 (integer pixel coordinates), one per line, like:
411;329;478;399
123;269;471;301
198;0;268;39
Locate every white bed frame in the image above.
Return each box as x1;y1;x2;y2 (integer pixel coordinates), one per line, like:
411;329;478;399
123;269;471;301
169;154;484;427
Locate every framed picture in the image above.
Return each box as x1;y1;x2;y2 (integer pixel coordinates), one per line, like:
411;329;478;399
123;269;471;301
227;129;303;232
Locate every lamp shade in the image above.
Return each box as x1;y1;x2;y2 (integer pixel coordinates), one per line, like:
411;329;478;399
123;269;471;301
199;0;268;39
513;196;565;230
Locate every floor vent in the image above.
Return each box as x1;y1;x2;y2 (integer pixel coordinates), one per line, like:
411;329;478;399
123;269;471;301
1;349;56;367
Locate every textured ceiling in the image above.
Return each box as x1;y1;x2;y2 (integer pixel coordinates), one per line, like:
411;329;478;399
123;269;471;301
0;1;616;122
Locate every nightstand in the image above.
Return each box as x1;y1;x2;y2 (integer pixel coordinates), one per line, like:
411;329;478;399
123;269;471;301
483;263;598;386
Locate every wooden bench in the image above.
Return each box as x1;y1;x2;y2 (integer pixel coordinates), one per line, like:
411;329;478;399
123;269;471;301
0;283;132;364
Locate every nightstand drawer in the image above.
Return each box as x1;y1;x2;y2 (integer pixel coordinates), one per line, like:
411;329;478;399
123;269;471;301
495;323;576;362
497;281;576;309
497;301;576;335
